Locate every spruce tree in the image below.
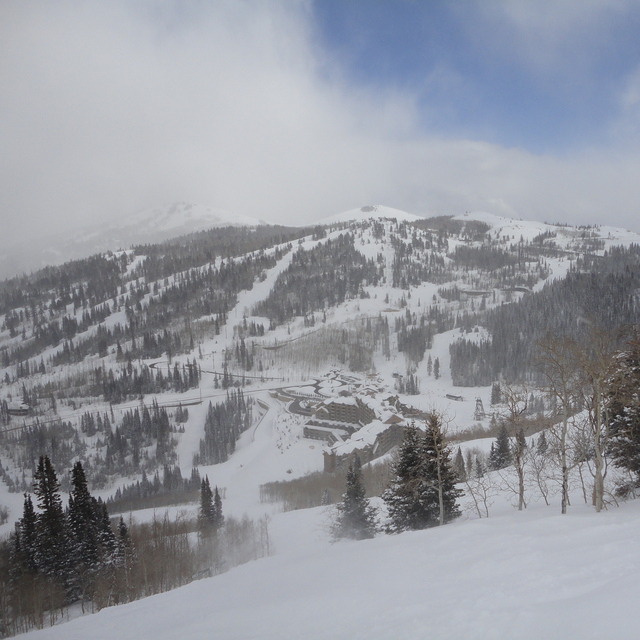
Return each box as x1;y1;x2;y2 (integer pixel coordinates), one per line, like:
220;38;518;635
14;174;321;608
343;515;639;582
19;494;38;573
96;500;117;562
607;330;640;484
198;477;215;535
488;424;512;470
383;423;426;533
384;417;462;532
68;462;100;574
332;456;377;541
32;455;68;582
491;382;502;405
536;430;548;456
420;413;462;527
454;447;466;482
213;486;224;531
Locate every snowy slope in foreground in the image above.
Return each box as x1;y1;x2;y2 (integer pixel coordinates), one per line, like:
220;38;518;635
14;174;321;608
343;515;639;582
23;500;640;640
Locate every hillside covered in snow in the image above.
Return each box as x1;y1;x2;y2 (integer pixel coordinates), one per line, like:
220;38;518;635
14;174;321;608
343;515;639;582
1;206;640;637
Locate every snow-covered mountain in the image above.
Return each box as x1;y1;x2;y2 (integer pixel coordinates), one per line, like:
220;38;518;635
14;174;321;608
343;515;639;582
0;202;264;280
318;204;425;225
2;208;640;638
83;202;265;242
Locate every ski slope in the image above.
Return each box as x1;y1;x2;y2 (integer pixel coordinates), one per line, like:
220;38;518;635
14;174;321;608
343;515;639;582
20;495;640;640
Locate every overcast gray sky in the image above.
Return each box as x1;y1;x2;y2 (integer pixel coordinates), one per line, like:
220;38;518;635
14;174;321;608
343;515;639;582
2;0;640;252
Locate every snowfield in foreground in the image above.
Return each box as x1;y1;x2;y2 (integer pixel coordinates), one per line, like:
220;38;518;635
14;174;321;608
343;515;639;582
22;497;640;640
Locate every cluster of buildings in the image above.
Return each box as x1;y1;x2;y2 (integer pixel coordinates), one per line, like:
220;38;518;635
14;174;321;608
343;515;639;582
273;375;409;472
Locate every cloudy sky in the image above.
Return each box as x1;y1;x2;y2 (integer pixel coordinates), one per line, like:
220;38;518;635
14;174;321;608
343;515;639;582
2;0;640;248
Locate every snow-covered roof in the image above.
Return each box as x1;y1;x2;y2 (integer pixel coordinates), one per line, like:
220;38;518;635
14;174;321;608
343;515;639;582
330;419;395;456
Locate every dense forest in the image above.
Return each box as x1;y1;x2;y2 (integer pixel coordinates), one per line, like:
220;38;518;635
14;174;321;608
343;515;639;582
449;244;640;385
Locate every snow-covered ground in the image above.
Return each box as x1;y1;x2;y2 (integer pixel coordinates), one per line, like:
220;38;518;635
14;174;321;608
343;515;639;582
19;492;640;640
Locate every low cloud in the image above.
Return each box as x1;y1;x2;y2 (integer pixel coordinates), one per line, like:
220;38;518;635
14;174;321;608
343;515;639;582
1;0;639;258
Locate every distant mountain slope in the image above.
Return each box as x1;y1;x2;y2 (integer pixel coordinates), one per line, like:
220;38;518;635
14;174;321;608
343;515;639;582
453;210;640;252
87;202;264;242
3;209;640;638
1;210;640;499
0;202;264;280
318;204;425;225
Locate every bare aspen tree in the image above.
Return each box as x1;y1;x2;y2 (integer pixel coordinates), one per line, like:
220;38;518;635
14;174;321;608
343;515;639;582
464;453;497;518
537;335;583;514
575;327;616;512
500;385;530;511
527;436;552;506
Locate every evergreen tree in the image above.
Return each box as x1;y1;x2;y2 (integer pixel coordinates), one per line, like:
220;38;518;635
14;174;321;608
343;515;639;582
32;455;68;582
96;500;117;561
198;476;215;535
68;461;101;600
383;423;425;533
536;430;548;456
19;494;38;573
491;382;502;405
332;456;377;541
474;455;485;478
383;417;462;532
213;486;224;531
607;329;640;484
198;476;224;536
454;447;466;482
488;425;512;470
421;413;463;527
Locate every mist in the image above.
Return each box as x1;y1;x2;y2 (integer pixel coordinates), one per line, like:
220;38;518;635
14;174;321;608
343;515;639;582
2;0;640;261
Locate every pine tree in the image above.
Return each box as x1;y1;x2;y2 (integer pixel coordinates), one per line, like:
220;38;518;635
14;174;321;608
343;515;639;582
421;413;463;526
198;476;215;535
383;417;462;532
488;424;512;470
607;329;640;485
19;494;38;573
454;447;466;482
474;455;485;478
332;456;377;541
491;382;502;405
536;430;548;456
68;461;101;600
213;486;224;531
96;500;117;563
32;455;68;582
112;516;135;605
383;423;425;533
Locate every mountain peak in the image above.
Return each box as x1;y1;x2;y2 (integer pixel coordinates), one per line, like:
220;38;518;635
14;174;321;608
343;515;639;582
317;205;425;225
121;202;265;233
